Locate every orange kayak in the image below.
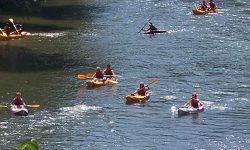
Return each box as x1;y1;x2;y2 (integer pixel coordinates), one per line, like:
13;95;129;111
86;78;118;88
192;9;218;15
0;32;30;41
124;92;150;104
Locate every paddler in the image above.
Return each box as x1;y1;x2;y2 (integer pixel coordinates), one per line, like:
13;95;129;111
182;92;199;108
103;64;116;80
207;0;217;11
93;67;104;81
200;0;208;11
133;82;149;96
146;22;158;32
3;23;11;36
12;24;23;35
11;92;26;106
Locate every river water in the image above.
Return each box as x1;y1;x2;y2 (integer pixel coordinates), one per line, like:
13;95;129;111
0;0;249;149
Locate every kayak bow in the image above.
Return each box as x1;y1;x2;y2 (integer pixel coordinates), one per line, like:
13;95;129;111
10;105;28;116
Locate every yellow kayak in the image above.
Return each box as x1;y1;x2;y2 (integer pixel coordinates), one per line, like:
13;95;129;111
0;32;30;41
192;9;218;15
86;78;118;88
124;92;150;104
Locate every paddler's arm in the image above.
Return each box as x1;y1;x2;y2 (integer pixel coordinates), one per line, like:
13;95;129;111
182;99;191;108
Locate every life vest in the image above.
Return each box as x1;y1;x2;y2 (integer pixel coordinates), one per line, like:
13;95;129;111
209;2;216;9
149;25;158;31
95;71;103;79
13;97;24;105
137;87;146;96
191;99;199;108
105;68;113;75
3;26;10;35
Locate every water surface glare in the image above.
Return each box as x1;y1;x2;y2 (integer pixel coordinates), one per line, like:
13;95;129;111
0;0;250;149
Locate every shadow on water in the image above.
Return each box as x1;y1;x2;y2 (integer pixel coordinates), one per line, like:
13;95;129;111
38;5;105;20
0;46;69;72
0;2;106;32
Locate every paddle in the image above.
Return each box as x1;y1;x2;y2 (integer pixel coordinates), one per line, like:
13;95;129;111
137;16;153;34
77;73;94;80
9;18;19;35
0;28;7;36
132;79;159;95
0;104;40;108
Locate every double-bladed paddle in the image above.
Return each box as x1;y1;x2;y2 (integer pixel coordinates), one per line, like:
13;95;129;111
0;28;7;36
137;16;153;34
77;73;94;80
9;18;19;35
0;104;40;108
131;79;159;95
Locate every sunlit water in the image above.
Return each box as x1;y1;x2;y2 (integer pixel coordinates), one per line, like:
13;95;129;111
0;0;249;149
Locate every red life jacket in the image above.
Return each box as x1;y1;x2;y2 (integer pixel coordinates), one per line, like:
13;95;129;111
13;97;24;105
105;68;113;75
209;2;216;9
137;87;146;96
191;99;199;108
95;71;103;79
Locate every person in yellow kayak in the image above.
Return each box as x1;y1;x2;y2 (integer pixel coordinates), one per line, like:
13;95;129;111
11;92;26;106
93;67;104;81
103;64;116;80
182;92;199;108
133;83;149;96
200;0;208;11
207;0;217;11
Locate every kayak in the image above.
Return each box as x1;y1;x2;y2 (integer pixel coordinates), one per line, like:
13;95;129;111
0;32;30;41
10;105;28;116
124;92;150;104
86;78;118;88
178;102;205;115
192;9;218;15
143;30;167;34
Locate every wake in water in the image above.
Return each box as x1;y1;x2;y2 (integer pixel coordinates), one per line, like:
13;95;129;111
30;32;66;38
59;104;102;115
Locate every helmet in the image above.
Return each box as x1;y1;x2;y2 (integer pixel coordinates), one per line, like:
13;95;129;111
16;92;21;96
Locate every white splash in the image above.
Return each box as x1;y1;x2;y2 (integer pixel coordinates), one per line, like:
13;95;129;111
59;104;102;115
31;32;66;38
170;106;178;114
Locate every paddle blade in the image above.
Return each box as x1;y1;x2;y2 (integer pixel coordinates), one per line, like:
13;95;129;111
86;73;94;79
77;74;86;80
0;105;7;108
150;79;159;84
27;104;40;108
9;18;14;22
